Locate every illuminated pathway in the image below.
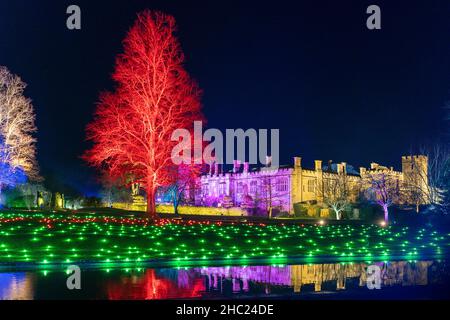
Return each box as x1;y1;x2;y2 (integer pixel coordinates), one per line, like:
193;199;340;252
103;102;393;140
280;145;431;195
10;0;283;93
0;212;449;266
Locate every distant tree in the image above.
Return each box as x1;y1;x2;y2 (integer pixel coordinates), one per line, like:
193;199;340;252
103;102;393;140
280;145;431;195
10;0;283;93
99;176;133;207
18;183;48;210
82;196;102;208
363;173;400;223
0;66;39;180
84;11;203;219
252;172;290;218
444;101;450;141
404;145;450;214
0;138;27;201
163;163;202;215
319;174;353;220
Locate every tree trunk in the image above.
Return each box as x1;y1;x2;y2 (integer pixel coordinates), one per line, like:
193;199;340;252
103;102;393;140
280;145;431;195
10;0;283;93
172;189;180;217
146;187;157;221
383;205;389;223
335;210;340;220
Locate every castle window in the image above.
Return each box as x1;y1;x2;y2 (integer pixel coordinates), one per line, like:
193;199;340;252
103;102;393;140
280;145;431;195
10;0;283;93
237;182;243;194
218;183;225;195
307;180;315;193
250;181;257;193
276;178;288;192
202;184;209;196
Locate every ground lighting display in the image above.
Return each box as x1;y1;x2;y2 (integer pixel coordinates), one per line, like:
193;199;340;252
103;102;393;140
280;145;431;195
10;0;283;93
0;211;448;267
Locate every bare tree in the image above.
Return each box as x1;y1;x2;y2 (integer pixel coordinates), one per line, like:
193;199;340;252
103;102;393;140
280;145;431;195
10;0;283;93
405;145;450;214
99;175;133;207
0;66;39;180
162;164;202;215
363;173;400;223
251;172;290;218
18;183;39;209
319;174;353;220
444;101;450;142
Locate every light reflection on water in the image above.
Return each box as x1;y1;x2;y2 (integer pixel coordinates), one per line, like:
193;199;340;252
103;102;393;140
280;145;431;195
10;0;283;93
0;260;449;300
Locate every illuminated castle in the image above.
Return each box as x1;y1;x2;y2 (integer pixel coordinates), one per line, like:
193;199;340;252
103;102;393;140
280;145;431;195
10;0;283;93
194;155;429;216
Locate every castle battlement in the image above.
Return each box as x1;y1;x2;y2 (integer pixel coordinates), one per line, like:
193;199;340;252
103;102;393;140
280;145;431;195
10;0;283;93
194;154;429;215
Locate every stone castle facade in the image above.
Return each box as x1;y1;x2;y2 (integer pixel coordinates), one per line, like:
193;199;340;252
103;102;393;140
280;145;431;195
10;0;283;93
194;155;429;215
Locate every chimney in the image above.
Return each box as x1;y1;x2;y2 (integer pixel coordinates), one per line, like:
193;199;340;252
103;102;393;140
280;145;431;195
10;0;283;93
370;163;378;170
337;163;343;174
328;160;333;172
294;157;302;168
233;160;241;173
359;167;366;176
215;163;219;176
341;162;347;174
265;156;272;167
314;160;322;171
243;162;249;173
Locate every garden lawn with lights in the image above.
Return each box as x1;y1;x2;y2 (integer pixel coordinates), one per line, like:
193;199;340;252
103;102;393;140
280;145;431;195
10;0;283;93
0;211;449;267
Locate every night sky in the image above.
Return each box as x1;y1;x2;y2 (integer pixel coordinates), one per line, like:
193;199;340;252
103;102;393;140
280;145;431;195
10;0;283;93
1;0;449;196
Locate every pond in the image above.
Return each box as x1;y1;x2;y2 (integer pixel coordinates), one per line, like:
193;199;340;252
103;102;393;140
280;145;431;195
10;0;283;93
1;259;449;299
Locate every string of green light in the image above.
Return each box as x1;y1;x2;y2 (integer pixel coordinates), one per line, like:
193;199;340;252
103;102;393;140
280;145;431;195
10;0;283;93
0;212;448;265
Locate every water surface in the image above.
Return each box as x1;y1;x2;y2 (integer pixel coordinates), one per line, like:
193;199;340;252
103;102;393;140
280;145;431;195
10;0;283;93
1;260;449;299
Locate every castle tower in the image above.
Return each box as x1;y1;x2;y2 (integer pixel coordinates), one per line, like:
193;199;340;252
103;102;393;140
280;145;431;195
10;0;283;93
315;160;323;202
292;157;303;205
401;155;429;204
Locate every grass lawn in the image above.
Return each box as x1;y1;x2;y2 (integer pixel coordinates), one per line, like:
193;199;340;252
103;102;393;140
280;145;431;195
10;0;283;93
0;210;449;267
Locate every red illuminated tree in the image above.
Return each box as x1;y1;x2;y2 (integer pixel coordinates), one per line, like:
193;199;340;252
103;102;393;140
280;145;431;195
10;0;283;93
84;11;203;219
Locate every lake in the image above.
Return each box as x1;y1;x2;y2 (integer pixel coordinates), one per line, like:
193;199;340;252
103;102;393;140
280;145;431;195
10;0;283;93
1;259;449;299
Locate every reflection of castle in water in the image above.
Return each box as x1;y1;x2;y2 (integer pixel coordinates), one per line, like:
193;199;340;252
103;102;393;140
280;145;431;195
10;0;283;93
0;261;442;300
188;261;434;294
0;273;34;299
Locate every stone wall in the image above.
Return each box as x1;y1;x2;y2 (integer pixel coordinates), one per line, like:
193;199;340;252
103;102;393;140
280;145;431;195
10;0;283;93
156;204;248;216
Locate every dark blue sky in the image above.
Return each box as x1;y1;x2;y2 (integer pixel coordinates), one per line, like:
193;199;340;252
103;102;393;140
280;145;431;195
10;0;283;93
0;0;449;195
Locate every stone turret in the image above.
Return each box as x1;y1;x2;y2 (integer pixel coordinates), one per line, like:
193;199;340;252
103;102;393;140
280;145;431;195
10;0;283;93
315;160;324;202
294;157;302;168
265;156;272;167
315;160;323;171
243;162;249;173
233;160;241;173
337;162;347;174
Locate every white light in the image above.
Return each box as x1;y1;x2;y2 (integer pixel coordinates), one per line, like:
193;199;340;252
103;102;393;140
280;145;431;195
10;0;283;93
319;220;325;226
380;221;387;227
